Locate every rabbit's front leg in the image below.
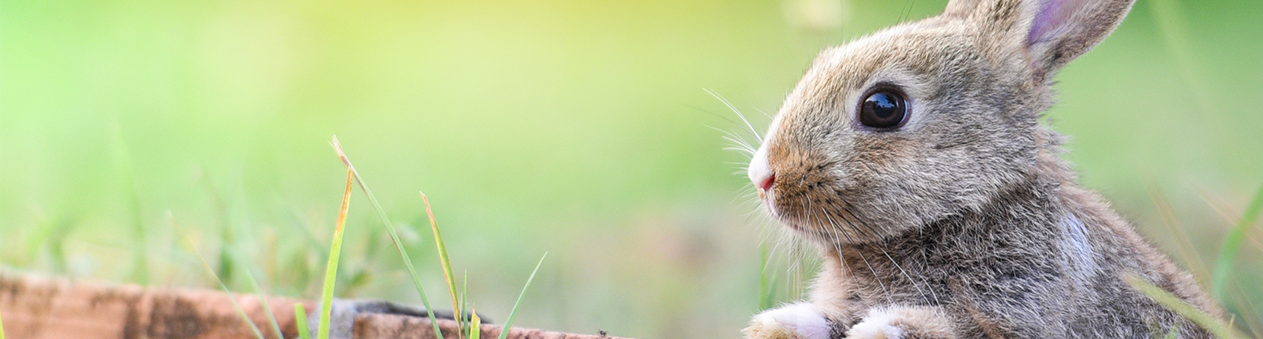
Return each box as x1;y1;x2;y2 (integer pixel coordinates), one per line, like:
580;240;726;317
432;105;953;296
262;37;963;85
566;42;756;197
743;303;832;339
845;306;957;339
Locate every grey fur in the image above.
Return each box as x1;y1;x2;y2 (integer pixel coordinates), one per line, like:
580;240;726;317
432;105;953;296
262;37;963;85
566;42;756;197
744;0;1222;338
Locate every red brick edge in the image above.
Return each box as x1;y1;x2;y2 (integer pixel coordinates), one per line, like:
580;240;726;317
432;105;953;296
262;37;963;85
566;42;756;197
0;274;629;339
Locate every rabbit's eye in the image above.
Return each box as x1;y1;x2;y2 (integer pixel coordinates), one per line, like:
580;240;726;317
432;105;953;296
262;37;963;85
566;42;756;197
859;90;907;129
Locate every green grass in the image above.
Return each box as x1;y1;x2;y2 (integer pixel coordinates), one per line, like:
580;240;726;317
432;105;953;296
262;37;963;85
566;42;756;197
295;304;312;339
1212;184;1263;300
166;136;557;339
758;242;779;311
1132;182;1263;338
332;137;445;337
422;192;464;338
189;238;268;339
4;1;1262;337
335;136;551;339
499;253;547;339
1125;273;1248;339
239;259;286;339
1;307;6;339
468;306;482;339
109;124;149;286
315;168;354;339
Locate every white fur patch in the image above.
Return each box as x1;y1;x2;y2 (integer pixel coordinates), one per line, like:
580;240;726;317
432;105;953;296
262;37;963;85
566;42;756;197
749;145;772;189
746;303;830;339
846;309;904;339
1058;213;1098;274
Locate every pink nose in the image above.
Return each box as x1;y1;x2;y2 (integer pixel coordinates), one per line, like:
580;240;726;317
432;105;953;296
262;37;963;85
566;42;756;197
757;174;775;191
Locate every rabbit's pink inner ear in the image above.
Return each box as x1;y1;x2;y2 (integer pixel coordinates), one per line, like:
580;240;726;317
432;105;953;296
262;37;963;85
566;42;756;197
1026;0;1089;45
1018;0;1133;79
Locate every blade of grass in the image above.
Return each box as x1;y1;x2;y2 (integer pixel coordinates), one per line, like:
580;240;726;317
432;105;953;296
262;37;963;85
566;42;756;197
1;308;6;339
110;123;149;285
1190;187;1263;335
331;136;443;337
234;252;285;339
792;256;803;299
758;242;779;311
47;217;78;275
295;304;312;339
461;271;469;328
1145;183;1210;281
468;305;481;339
1161;322;1181;339
1211;183;1263;300
188;238;267;339
422;192;463;338
498;252;547;339
1124;273;1248;339
1197;189;1263;258
316;169;354;339
198;169;237;284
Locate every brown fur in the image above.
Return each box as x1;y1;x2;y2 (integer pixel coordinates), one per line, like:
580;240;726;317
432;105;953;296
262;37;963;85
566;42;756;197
744;0;1223;337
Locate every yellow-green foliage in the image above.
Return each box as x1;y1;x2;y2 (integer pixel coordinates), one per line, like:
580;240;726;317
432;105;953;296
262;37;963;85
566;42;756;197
2;1;1260;338
296;304;312;339
1125;273;1249;339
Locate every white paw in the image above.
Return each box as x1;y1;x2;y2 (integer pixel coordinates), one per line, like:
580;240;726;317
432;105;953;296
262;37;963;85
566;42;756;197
845;309;903;339
743;303;830;339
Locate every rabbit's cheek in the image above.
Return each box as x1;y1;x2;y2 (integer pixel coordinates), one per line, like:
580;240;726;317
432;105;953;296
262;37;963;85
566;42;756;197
849;135;916;171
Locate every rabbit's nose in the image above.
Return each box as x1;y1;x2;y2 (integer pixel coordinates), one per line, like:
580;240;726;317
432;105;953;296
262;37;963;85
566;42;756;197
757;174;775;192
749;145;775;195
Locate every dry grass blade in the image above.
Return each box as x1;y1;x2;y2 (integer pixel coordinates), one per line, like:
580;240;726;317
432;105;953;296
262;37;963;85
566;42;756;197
1124;273;1248;339
1211;183;1263;300
1197;189;1263;255
422;192;464;338
330;136;444;337
1190;186;1263;335
316;169;354;339
1146;183;1210;282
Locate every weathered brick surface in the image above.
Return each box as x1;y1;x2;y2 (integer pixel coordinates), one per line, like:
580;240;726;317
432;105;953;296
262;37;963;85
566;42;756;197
355;313;630;339
0;274;629;339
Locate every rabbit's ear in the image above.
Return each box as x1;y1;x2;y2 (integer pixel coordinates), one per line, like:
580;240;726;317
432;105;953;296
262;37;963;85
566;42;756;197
1022;0;1134;79
946;0;1134;80
943;0;986;18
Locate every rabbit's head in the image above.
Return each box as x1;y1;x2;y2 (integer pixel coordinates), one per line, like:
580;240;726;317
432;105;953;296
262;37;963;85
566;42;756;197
748;0;1133;244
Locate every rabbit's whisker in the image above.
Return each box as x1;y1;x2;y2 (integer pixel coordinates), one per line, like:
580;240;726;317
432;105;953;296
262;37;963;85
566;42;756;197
816;199;894;304
705;88;763;143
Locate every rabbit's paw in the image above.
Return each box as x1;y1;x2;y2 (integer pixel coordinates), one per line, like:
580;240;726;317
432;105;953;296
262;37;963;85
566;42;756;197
845;309;903;339
743;303;830;339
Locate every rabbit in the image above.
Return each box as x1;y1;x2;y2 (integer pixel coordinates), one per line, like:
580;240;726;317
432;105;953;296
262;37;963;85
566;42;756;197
740;0;1224;338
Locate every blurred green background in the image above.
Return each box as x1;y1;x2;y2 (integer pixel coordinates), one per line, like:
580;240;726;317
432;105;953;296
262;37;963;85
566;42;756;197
2;0;1261;337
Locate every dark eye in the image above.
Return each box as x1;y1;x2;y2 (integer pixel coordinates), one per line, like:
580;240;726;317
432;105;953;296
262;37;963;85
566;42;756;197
858;90;907;129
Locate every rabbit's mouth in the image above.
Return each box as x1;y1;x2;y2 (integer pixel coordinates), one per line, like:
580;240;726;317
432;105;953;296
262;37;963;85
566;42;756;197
748;144;879;242
760;181;883;244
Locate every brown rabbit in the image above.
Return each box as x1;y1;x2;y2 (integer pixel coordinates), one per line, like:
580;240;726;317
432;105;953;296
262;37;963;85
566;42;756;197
741;0;1223;338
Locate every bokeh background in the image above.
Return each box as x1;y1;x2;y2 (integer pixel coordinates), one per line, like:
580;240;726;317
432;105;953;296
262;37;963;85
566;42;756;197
2;0;1261;337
